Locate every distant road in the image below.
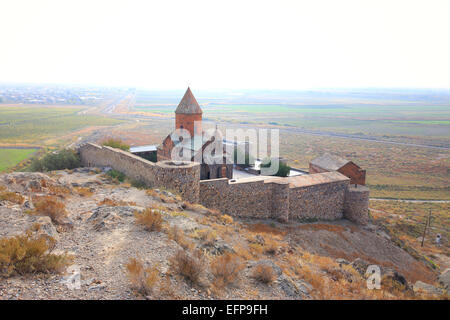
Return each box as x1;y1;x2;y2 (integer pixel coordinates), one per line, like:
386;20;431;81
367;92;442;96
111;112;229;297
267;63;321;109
98;98;450;151
370;198;450;203
278;127;450;150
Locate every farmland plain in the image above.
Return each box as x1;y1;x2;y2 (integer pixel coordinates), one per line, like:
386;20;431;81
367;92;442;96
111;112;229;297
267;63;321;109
0;104;126;171
0;148;38;172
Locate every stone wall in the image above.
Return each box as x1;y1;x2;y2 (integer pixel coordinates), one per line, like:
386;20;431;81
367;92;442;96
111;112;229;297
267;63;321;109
79;143;200;202
199;172;359;223
199;177;284;220
289;180;348;221
79;143;369;224
344;184;370;225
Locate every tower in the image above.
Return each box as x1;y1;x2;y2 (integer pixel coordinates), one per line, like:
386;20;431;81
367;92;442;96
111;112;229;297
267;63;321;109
175;87;203;137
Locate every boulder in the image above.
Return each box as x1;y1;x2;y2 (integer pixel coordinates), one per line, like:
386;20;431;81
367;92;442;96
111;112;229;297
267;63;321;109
351;258;370;276
88;206;143;231
34;216;59;240
381;268;410;292
438;268;450;289
336;258;350;266
200;239;234;255
413;281;444;296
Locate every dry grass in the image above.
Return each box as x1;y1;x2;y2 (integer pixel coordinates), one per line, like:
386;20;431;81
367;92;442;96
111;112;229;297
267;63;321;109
146;189;181;203
252;264;276;284
33;195;68;224
191;229;217;246
245;223;287;236
126;257;159;296
73;187;93;197
219;214;234;225
0;230;71;277
169;249;205;285
134;208;164;232
211;253;245;288
263;237;283;256
0;190;25;205
46;184;72;198
168;225;194;250
98;197;136;206
233;244;254;261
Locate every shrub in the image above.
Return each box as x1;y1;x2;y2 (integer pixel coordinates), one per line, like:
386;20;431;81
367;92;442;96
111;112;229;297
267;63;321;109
0;191;25;205
260;158;291;177
46;184;72;197
220;214;234;225
129;179;147;189
102;138;130;151
192;229;217;246
169;249;204;284
33;196;68;224
168;225;194;250
29;149;81;172
134;208;164;232
252;264;276;284
146;189;180;203
211;253;244;288
106;169;126;183
73;187;93;197
126;257;159;296
98;198;136;207
0;231;71;277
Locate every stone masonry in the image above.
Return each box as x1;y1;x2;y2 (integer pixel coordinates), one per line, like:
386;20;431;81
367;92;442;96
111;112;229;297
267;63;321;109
78;144;369;224
79;143;200;203
344;184;370;225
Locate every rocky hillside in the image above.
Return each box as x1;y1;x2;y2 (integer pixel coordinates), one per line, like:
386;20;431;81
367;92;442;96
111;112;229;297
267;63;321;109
0;169;448;300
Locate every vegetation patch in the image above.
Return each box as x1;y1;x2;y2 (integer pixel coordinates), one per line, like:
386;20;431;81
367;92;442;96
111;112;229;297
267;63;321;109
0;148;38;172
0;230;71;277
101;138;130;151
211;253;244;288
252;264;276;284
134;207;164;232
126;257;159;296
33;196;68;224
169;249;205;285
0;190;25;205
29;149;81;172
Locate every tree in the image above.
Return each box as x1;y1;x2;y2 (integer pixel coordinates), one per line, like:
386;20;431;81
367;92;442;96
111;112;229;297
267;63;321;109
261;158;291;177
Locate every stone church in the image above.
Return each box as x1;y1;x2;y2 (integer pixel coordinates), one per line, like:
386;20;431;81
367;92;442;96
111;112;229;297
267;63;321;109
157;87;233;180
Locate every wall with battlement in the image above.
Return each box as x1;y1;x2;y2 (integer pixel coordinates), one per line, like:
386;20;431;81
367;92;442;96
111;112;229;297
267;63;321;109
79;143;200;203
289;180;348;221
199;177;290;222
199;172;362;223
79;143;369;224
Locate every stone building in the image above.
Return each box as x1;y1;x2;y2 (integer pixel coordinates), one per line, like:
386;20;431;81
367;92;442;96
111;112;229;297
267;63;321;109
309;153;366;185
157;87;233;180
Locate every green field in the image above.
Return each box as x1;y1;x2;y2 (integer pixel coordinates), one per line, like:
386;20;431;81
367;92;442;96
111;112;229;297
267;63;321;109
0;106;125;145
0;148;38;172
133;103;450;143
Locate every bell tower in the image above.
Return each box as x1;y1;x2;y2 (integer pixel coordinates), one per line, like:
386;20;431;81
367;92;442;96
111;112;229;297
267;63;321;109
175;87;203;137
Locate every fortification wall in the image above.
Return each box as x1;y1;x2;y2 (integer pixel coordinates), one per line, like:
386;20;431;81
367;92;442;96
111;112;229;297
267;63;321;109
289;180;348;221
344;185;370;225
200;173;355;223
79;143;369;224
199;178;284;220
79;143;200;202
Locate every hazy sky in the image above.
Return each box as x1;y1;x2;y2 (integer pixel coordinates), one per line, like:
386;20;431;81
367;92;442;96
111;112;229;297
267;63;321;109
1;0;449;89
